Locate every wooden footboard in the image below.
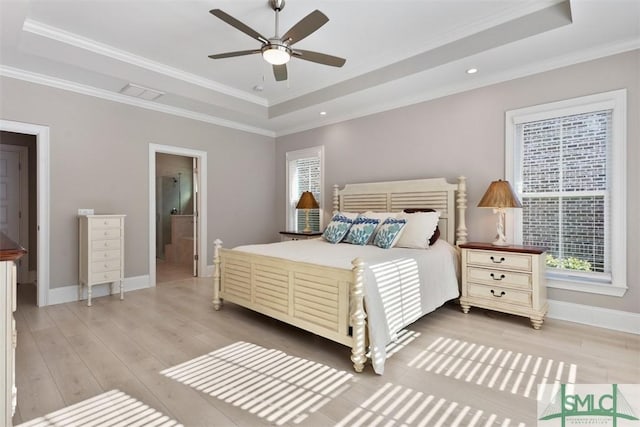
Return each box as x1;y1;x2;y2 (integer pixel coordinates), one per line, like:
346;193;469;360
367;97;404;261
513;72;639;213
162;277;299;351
212;240;368;372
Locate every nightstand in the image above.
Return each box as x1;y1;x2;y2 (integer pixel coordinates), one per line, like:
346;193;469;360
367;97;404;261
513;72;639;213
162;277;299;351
459;242;548;329
279;231;323;241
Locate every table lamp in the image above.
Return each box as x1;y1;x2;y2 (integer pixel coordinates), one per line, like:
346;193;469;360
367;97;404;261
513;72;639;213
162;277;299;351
478;179;522;246
296;191;319;233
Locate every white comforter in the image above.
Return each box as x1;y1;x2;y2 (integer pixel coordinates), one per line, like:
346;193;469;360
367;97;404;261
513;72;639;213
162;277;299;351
233;238;460;374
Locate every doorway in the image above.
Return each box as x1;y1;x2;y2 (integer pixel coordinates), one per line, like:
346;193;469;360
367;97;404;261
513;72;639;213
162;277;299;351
0;139;30;281
156;153;196;282
0;121;50;307
148;144;207;287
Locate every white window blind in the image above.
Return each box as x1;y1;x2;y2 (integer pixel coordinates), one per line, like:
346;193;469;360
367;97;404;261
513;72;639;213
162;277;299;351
286;147;323;232
506;90;627;296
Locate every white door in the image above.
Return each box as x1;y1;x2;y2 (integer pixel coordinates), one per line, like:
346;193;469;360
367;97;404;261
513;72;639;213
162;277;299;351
0;146;28;281
192;157;198;276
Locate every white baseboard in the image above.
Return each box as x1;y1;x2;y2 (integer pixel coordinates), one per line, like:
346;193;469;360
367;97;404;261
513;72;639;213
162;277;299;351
48;275;150;306
547;299;640;335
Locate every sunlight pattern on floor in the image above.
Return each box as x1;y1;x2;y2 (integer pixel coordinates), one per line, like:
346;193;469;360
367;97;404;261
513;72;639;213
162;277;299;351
335;382;526;427
16;390;181;427
408;337;578;400
384;329;421;359
160;341;353;425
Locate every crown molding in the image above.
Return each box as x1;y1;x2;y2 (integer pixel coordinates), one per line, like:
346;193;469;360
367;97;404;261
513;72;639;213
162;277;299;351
22;19;269;107
0;65;275;137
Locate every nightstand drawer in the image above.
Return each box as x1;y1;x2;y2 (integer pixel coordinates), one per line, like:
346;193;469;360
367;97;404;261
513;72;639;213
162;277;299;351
467;283;532;307
467;250;532;272
466;267;532;290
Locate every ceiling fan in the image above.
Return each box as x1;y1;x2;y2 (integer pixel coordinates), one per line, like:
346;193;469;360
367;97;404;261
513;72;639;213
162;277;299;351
208;0;346;82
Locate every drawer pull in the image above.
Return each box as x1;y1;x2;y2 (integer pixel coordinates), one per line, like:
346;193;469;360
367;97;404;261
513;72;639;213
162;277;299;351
490;273;506;281
490;256;505;264
490;290;506;298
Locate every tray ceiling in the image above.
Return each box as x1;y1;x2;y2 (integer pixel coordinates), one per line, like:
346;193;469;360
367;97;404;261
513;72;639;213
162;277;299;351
1;0;638;136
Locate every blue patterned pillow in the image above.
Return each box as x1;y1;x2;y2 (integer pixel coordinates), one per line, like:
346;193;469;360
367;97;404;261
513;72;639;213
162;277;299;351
373;218;407;249
344;216;380;245
322;214;354;244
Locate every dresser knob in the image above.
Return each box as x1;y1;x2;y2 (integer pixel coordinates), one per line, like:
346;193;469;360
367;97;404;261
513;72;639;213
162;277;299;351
490;273;506;281
490;290;506;298
490;256;505;263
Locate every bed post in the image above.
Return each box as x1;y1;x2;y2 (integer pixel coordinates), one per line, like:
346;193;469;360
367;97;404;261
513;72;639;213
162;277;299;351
332;184;340;215
350;257;367;373
456;176;468;245
213;239;222;310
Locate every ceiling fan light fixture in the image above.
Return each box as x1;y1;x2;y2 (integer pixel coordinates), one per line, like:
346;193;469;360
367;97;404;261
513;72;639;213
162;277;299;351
262;44;291;65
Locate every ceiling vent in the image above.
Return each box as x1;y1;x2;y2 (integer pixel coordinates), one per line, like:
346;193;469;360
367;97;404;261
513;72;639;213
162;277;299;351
119;83;164;101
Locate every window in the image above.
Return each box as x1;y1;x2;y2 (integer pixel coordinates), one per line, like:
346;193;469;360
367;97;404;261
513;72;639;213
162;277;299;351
506;90;627;296
286;146;323;232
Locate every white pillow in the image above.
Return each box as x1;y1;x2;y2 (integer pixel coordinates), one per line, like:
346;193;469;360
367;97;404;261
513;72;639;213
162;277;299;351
395;211;440;249
363;211;399;222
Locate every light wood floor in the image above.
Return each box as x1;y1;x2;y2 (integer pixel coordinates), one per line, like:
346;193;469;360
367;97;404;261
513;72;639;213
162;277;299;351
12;273;639;426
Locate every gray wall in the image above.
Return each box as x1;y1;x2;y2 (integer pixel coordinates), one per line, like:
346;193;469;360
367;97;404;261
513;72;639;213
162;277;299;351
275;50;639;314
0;77;276;289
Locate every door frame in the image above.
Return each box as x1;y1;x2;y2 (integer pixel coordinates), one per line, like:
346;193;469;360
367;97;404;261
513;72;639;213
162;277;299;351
0;119;50;307
148;144;207;285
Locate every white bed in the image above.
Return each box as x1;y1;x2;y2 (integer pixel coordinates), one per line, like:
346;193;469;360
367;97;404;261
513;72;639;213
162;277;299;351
212;177;468;373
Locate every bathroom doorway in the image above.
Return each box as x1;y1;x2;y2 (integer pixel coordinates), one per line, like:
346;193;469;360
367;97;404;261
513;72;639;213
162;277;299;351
149;144;207;287
155;152;197;283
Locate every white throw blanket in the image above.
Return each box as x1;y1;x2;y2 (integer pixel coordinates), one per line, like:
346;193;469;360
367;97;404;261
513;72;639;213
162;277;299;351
233;238;460;374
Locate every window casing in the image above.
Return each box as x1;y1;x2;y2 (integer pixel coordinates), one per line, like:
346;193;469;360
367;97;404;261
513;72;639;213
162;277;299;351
286;146;324;232
506;90;626;296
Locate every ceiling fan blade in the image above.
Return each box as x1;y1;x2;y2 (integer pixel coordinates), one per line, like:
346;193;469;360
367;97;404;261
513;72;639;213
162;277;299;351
208;50;260;59
281;10;329;45
273;64;288;81
210;9;269;44
293;49;346;67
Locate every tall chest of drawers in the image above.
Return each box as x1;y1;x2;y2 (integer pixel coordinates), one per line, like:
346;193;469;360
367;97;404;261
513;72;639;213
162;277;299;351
459;242;548;329
78;214;125;306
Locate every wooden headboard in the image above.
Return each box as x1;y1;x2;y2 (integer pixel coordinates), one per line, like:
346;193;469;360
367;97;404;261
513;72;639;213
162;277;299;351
332;177;468;246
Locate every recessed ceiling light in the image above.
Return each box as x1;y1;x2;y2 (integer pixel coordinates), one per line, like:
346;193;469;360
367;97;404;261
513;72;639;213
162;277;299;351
466;68;478;74
320;111;327;116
